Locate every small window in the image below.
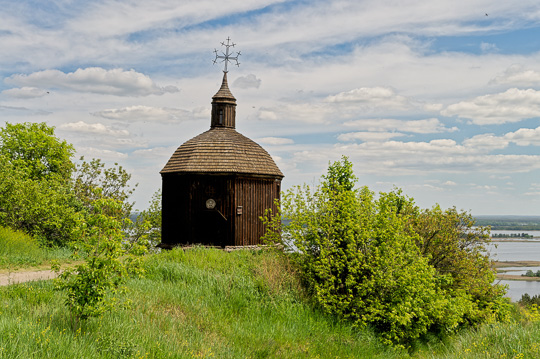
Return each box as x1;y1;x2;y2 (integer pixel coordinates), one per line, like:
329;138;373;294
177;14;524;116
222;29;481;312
219;109;223;124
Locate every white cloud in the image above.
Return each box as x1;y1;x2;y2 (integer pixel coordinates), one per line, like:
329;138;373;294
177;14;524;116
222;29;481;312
443;181;457;186
325;86;413;110
442;88;540;125
463;127;540;149
463;133;509;151
68;0;288;37
60;121;129;136
252;88;439;126
480;42;497;53
291;139;540;177
93;105;192;123
253;103;329;124
59;121;149;149
132;146;176;159
5;68;179;97
1;86;48;98
338;131;405;142
504;127;540;146
233;74;261;89
423;103;444;112
489;65;540;87
343;118;457;134
256;137;294;145
76;147;128;161
0;105;50;115
192;107;211;119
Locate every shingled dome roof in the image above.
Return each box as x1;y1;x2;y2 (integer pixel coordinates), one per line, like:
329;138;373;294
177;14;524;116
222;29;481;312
160;72;283;178
161;127;283;176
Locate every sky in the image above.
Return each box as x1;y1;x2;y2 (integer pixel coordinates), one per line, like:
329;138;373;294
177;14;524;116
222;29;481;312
1;0;540;215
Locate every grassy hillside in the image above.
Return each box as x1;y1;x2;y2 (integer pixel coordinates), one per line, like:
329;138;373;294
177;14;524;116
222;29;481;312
1;247;540;358
0;226;73;271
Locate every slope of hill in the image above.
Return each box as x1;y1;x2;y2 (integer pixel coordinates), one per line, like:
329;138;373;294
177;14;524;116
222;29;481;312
1;247;540;358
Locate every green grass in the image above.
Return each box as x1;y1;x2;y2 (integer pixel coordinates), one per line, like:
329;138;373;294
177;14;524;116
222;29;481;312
0;225;73;270
1;247;539;358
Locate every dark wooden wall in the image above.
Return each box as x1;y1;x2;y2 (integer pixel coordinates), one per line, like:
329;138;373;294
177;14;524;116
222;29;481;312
234;177;280;246
161;173;281;247
162;174;281;246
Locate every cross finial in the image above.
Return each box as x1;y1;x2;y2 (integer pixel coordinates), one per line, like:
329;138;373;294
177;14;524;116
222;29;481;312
213;37;241;73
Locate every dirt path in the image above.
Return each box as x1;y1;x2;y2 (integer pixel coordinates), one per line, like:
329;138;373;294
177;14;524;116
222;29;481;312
0;270;59;286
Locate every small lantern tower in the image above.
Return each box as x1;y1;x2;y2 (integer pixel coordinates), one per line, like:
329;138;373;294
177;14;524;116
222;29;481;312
159;39;284;248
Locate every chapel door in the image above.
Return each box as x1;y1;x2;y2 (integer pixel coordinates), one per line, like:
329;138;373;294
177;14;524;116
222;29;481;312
191;181;230;247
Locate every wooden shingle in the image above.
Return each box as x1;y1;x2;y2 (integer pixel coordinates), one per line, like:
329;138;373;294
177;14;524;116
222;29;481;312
160;127;283;177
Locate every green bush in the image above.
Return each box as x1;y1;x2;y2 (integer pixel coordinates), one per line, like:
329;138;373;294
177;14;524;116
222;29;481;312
263;157;511;346
520;293;540;307
53;198;146;325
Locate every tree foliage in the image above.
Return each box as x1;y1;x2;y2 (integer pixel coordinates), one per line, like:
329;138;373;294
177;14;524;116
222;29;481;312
0;121;157;248
0;122;81;245
409;205;507;324
53;198;146;325
263;156;510;346
73;157;136;217
125;189;162;250
0;138;80;246
0;122;75;181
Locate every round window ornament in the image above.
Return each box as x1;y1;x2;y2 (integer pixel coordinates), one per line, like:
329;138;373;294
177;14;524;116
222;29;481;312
206;198;216;209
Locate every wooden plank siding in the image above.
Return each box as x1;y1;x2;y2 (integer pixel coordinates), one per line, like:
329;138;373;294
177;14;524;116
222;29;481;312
234;177;280;246
161;174;280;247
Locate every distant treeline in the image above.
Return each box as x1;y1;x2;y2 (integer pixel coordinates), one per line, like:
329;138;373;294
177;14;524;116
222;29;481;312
491;233;534;239
522;270;540;278
475;216;540;230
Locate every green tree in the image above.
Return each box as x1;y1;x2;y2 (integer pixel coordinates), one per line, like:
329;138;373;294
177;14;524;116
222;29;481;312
0;122;75;181
73;157;137;218
0;153;82;246
0;122;145;247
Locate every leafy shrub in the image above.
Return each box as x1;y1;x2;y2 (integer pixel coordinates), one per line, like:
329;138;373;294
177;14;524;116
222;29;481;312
53;198;146;325
520;293;540;307
263;157;510;346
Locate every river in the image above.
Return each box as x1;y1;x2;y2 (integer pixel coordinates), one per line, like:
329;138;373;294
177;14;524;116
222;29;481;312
489;241;540;301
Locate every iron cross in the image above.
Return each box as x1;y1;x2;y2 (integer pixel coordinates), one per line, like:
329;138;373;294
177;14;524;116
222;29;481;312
213;37;241;73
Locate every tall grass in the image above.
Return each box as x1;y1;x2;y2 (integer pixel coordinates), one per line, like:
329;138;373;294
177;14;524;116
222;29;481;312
0;247;539;358
0;226;73;269
0;247;401;358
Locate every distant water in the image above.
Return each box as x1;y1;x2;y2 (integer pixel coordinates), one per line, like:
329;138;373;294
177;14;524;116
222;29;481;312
489;241;540;262
499;280;540;302
490;241;540;301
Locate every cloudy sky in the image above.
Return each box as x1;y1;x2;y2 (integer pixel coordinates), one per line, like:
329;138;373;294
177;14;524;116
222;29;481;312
1;0;540;215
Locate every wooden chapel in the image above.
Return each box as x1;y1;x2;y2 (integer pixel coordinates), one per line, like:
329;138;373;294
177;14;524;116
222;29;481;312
159;41;283;248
